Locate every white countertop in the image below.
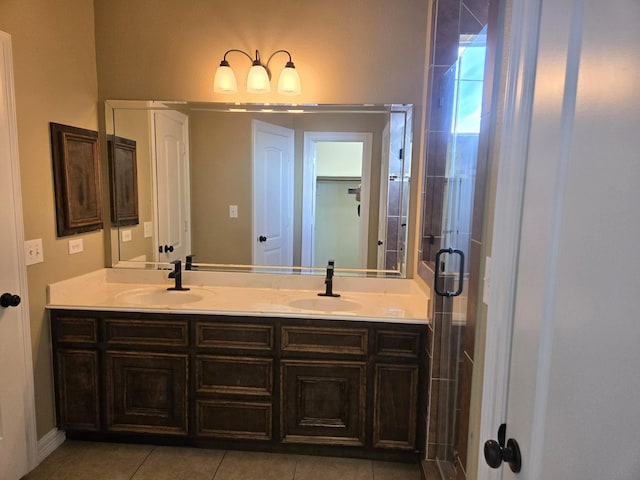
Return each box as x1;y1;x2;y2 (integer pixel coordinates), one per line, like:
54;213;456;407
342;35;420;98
47;268;431;324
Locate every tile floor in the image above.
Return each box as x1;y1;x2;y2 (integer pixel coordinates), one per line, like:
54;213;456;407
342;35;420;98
22;441;423;480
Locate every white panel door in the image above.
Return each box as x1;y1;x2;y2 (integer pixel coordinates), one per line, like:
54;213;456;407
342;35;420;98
252;120;294;266
377;121;390;269
481;1;640;478
0;31;35;480
153;109;190;262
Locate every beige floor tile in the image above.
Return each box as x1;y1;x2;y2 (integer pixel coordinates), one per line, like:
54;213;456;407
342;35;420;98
372;461;421;480
294;455;373;480
132;446;225;480
47;441;153;480
22;441;83;480
213;450;297;480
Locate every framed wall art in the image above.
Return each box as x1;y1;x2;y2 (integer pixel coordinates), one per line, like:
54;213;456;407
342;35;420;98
107;135;139;226
50;122;103;236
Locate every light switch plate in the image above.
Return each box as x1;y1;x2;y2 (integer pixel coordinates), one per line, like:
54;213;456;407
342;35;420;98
229;205;238;218
24;238;44;266
121;229;132;242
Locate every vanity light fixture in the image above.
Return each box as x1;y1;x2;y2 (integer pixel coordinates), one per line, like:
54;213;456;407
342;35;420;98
213;49;301;95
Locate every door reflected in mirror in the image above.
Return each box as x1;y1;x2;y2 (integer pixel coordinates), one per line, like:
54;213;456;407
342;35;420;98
106;101;413;277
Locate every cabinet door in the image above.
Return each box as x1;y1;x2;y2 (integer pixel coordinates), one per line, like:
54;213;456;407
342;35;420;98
373;363;418;449
55;349;100;431
281;360;366;446
106;351;188;435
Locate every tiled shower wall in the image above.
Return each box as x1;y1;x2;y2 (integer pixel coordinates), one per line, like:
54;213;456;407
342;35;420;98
385;108;413;273
418;0;499;477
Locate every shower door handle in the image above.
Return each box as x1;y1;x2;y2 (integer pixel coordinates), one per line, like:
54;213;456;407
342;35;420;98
433;247;465;297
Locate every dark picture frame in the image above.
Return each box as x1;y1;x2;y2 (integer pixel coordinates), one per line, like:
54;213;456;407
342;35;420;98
50;122;103;237
107;135;139;226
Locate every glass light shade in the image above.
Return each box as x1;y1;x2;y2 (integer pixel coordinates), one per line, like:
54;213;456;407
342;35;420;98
277;66;301;95
246;65;271;93
213;65;238;93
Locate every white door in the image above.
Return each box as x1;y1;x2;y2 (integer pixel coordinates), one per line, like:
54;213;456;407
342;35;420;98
480;1;640;478
153;109;190;262
252;120;294;266
0;31;36;480
377;122;390;270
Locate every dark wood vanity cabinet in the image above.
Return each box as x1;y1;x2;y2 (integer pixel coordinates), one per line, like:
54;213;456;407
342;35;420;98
50;310;427;460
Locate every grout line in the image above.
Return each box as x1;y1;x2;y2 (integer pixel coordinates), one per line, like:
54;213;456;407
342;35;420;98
292;456;299;480
128;446;156;480
371;459;376;480
210;450;228;480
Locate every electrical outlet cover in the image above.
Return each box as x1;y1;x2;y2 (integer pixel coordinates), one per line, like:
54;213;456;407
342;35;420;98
68;238;83;254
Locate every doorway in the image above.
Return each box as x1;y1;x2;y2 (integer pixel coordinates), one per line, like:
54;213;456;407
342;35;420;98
301;132;372;269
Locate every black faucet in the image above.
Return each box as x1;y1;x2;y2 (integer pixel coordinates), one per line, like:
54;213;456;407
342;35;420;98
185;254;196;271
318;260;340;297
167;260;190;291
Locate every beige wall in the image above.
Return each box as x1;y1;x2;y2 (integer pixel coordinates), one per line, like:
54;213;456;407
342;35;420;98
93;0;428;105
0;0;101;438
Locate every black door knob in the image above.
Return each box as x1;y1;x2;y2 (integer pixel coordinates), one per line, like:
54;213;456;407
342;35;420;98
483;423;522;473
161;244;174;253
377;240;383;246
258;235;267;243
1;293;21;308
483;440;503;468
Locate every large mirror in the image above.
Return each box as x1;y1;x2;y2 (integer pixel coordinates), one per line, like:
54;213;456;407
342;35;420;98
106;101;413;276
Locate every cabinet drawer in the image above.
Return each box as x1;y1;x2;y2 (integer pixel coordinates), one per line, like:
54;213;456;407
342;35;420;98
105;319;188;347
196;400;272;440
196;356;273;396
54;316;98;343
375;330;421;359
196;322;273;351
281;326;368;355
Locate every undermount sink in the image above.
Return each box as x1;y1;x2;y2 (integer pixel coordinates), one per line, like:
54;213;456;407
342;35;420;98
115;287;211;306
288;296;362;312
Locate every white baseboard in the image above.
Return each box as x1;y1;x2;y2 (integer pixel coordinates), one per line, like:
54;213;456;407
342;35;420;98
37;428;66;464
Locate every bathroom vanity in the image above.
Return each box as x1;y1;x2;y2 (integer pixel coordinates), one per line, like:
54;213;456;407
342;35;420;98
48;269;430;461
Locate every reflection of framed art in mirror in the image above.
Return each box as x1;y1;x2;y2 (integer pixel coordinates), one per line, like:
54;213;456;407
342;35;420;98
108;135;139;226
50;122;103;237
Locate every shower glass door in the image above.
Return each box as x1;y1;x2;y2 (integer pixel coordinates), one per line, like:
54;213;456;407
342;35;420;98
434;27;487;472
